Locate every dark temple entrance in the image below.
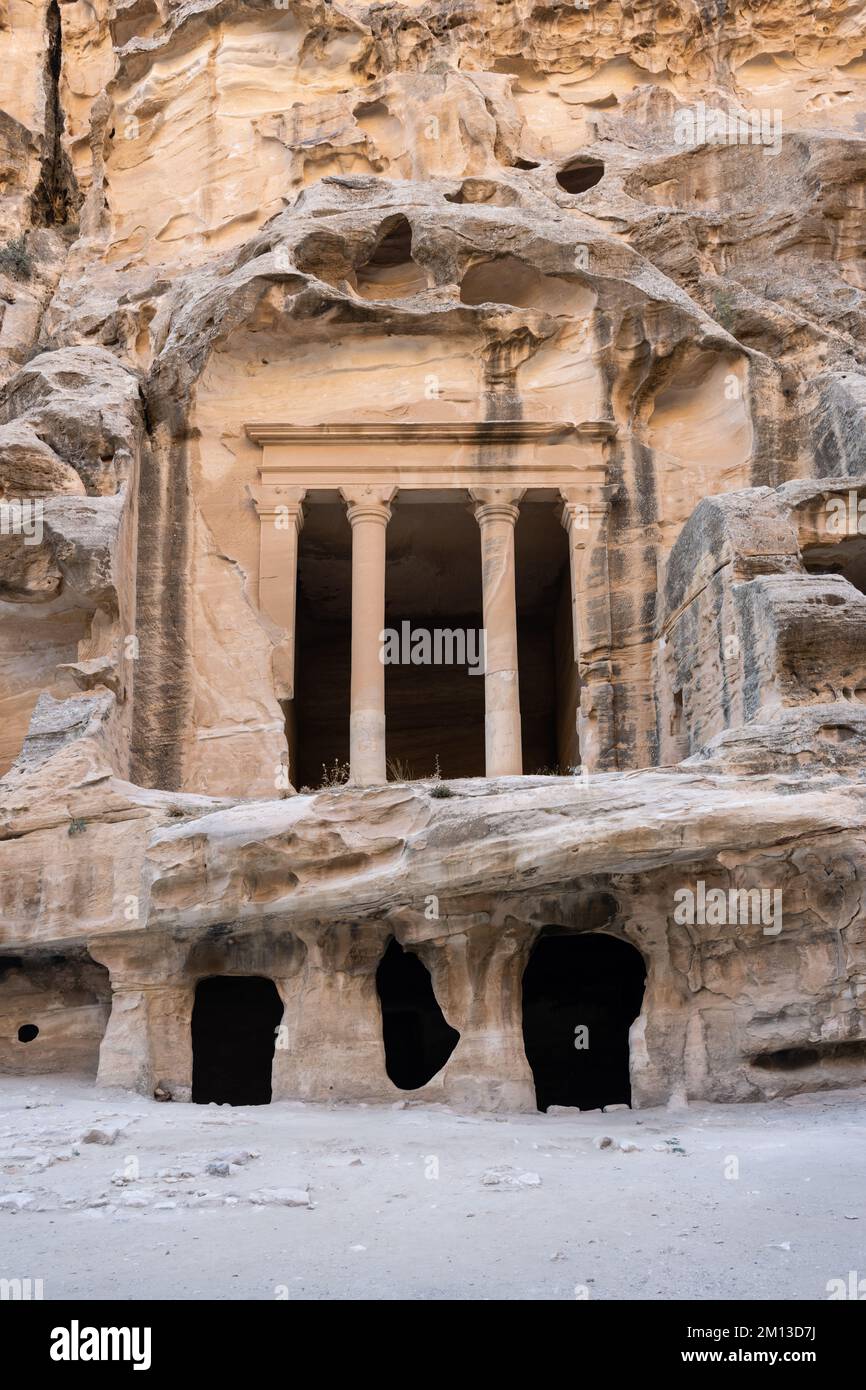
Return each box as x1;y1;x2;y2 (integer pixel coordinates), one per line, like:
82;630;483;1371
191;976;284;1105
522;932;646;1112
376;938;460;1089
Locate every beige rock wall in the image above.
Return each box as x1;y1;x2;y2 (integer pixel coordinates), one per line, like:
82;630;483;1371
1;0;866;1110
4;764;865;1108
0;948;111;1076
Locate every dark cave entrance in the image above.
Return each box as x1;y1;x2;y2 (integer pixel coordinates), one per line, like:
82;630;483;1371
376;938;459;1090
556;158;605;195
522;932;646;1112
191;975;284;1105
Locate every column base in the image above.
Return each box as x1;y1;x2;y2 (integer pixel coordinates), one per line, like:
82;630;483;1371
349;709;388;785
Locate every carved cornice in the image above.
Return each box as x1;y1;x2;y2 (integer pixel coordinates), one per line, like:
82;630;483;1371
245;421;617;445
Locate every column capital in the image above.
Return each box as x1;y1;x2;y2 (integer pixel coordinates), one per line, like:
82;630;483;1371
559;485;615;539
341;484;397;528
560;497;588;537
248;483;306;527
470;486;525;527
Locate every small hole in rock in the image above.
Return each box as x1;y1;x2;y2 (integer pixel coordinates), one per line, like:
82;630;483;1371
557;159;605;194
18;1024;39;1043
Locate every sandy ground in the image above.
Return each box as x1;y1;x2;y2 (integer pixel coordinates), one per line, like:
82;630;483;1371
0;1075;863;1301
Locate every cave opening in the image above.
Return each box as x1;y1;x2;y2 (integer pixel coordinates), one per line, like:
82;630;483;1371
191;975;284;1105
556;159;605;195
522;931;646;1112
376;937;459;1090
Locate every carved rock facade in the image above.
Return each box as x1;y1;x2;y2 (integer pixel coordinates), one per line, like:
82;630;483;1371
1;0;865;1111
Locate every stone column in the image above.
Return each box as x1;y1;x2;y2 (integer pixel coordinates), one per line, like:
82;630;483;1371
340;485;396;785
248;484;306;701
89;936;192;1099
416;925;537;1110
470;487;525;777
560;485;616;770
272;927;389;1102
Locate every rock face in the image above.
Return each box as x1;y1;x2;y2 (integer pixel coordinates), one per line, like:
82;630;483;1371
1;0;866;1112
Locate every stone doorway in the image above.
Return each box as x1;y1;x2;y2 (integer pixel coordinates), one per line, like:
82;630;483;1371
522;932;646;1112
376;938;459;1090
191;976;284;1105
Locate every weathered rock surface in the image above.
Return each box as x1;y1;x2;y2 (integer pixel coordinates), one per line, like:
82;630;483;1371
1;0;865;1114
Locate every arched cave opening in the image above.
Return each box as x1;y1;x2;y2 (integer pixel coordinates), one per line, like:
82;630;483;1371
556;159;605;195
191;975;284;1105
522;931;646;1112
376;937;459;1090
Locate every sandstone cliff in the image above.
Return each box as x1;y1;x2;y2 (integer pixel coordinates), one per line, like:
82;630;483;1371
1;0;865;1111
